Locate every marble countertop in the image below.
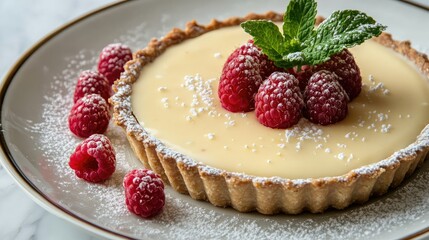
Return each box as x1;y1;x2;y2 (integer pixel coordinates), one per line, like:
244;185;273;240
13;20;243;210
0;1;113;239
0;1;428;240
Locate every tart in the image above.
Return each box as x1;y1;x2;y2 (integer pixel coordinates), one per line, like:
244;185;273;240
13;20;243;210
111;12;429;214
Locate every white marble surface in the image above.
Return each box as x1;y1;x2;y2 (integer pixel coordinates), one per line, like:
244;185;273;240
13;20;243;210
0;1;113;239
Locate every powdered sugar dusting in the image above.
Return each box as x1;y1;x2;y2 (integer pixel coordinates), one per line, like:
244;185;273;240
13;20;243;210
21;23;429;240
181;74;216;119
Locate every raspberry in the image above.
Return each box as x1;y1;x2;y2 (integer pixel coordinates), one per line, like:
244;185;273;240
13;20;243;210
123;169;165;218
289;49;361;100
314;49;361;100
218;41;280;112
304;70;349;125
97;43;132;85
255;72;304;128
288;65;314;92
68;94;110;138
73;70;111;103
69;134;116;183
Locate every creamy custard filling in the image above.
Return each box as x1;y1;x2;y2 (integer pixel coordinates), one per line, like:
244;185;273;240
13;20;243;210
132;26;429;179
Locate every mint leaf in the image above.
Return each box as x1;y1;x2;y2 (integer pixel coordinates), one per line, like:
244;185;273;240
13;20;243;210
240;1;387;69
241;20;286;62
283;0;317;43
302;10;386;65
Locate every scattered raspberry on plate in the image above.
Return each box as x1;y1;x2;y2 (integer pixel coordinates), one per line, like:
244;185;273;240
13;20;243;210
97;43;132;85
73;70;111;103
68;93;110;138
123;169;165;218
69;134;116;183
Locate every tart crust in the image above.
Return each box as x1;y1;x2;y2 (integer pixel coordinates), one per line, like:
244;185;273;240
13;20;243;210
111;12;429;214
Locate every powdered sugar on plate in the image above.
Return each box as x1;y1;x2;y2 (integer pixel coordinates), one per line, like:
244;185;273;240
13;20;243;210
22;23;429;240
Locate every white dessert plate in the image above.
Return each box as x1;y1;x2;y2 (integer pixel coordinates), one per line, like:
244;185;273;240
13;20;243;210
0;0;428;239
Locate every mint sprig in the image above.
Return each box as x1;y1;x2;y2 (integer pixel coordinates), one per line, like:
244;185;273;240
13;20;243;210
241;0;386;69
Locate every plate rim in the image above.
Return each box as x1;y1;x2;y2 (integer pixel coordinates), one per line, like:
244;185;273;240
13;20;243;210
0;0;428;239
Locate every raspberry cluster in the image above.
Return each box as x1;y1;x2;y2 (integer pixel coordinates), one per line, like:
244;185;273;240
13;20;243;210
66;43;165;218
218;42;361;127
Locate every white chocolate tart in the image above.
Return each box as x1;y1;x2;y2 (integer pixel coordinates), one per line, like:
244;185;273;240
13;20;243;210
111;12;429;214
